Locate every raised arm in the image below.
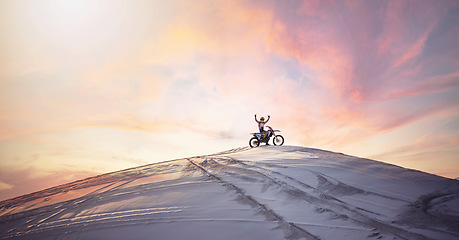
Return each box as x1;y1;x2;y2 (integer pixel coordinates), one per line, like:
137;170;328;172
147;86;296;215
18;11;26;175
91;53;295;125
266;115;270;123
254;114;259;123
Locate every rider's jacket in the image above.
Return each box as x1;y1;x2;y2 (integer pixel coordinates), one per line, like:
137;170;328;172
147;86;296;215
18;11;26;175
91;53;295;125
255;115;270;132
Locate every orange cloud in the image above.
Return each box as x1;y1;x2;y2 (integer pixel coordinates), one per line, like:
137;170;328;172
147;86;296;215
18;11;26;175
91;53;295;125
0;167;98;201
141;0;273;65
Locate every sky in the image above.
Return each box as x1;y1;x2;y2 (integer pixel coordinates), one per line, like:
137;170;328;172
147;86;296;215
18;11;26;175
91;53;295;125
0;0;458;201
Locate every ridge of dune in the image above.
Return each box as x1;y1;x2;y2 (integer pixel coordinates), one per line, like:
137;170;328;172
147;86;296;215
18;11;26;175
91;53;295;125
1;145;458;240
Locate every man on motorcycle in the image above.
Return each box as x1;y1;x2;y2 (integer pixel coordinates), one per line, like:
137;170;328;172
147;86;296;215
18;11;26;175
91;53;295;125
254;114;271;144
254;114;270;132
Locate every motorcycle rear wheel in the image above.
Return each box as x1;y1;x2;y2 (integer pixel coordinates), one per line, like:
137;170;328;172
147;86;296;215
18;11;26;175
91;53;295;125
249;137;260;148
273;135;284;146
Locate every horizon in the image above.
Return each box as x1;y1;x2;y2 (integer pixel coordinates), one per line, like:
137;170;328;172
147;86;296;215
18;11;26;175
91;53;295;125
1;0;459;201
0;145;456;202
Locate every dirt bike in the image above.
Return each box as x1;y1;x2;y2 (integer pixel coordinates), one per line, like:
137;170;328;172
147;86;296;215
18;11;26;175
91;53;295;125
249;126;284;148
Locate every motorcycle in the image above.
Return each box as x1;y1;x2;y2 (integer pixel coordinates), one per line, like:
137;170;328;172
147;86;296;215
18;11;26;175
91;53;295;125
249;126;284;148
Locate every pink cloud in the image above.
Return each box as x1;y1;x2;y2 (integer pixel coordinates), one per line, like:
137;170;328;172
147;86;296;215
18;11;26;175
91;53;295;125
383;72;459;100
296;0;321;17
392;26;433;68
258;1;459;154
377;0;406;57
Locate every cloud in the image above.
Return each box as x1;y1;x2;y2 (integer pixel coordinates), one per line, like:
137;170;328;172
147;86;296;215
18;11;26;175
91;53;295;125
0;181;13;191
368;130;459;179
0;167;98;201
383;72;459;100
392;26;432;68
112;156;148;166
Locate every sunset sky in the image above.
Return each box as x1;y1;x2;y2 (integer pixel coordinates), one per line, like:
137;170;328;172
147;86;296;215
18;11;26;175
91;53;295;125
1;0;458;201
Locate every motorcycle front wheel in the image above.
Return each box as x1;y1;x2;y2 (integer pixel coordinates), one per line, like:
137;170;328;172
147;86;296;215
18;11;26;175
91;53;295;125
249;137;260;148
273;135;284;146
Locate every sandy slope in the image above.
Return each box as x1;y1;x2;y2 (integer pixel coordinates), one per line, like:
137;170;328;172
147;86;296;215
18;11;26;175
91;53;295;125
0;146;458;240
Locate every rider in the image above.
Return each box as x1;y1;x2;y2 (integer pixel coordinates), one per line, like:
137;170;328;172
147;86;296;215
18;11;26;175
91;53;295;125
254;114;271;142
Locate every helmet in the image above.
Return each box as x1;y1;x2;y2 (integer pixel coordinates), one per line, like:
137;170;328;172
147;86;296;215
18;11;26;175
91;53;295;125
260;117;265;122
